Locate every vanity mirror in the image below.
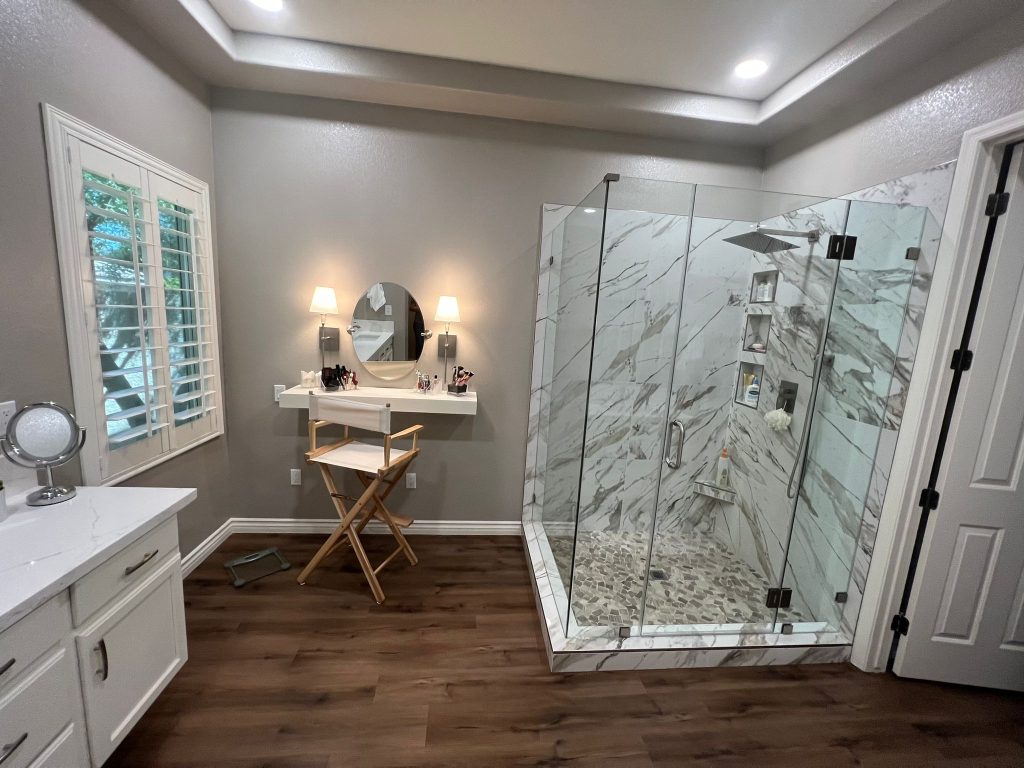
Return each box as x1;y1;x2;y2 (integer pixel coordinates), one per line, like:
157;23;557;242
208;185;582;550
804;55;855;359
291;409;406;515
348;282;428;380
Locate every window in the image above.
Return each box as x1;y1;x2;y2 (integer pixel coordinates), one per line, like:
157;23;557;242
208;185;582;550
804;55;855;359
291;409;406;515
45;106;223;484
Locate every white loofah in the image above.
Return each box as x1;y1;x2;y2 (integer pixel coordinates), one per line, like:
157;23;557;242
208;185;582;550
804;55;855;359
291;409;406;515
764;408;792;432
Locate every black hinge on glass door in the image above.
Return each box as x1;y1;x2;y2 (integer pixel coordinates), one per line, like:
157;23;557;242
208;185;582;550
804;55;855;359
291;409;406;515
950;348;973;372
766;587;792;609
826;234;857;260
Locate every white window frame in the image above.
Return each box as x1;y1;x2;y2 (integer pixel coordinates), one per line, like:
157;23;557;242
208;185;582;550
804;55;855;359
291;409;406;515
43;105;224;485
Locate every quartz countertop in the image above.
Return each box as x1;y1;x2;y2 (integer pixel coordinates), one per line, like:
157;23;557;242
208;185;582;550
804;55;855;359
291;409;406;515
0;486;196;633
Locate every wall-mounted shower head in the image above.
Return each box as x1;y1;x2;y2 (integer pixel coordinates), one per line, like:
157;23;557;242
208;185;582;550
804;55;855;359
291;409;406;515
722;227;820;254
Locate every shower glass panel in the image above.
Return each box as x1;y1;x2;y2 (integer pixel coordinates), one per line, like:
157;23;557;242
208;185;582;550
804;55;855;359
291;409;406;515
566;177;696;631
640;185;851;634
783;199;927;631
538;181;612;632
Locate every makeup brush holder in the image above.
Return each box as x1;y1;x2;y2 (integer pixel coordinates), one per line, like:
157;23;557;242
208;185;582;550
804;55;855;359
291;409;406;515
447;383;468;396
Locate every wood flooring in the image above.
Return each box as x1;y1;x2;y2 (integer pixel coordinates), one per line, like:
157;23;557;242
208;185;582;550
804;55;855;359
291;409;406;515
106;533;1024;767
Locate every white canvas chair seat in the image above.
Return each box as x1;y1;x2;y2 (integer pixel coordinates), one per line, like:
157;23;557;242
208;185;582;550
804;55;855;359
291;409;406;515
297;392;423;603
309;441;410;474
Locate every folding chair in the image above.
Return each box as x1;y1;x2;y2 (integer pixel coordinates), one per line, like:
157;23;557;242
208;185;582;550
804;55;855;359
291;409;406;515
297;393;422;603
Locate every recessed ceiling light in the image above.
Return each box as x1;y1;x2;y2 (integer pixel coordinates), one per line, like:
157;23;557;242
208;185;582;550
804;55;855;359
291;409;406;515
583;208;597;214
248;0;284;11
734;59;769;79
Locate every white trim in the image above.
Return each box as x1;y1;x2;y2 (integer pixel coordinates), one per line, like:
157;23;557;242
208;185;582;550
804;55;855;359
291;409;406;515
42;104;224;486
181;517;521;577
852;108;1024;672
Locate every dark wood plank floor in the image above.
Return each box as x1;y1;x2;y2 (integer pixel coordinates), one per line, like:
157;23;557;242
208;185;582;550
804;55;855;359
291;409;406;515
107;534;1024;767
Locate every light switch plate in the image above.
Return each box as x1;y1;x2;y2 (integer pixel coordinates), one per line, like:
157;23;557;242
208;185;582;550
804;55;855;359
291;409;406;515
290;468;302;485
0;400;15;434
384;304;393;316
406;473;416;489
273;384;286;402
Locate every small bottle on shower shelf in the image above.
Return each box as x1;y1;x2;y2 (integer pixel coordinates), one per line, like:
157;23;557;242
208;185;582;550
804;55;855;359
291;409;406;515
716;448;730;488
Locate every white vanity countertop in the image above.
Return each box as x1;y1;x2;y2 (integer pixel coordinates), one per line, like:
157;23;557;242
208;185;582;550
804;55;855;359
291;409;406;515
277;384;478;415
0;486;196;632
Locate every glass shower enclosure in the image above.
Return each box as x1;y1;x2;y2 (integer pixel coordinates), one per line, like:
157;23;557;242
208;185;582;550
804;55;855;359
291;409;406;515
530;174;929;642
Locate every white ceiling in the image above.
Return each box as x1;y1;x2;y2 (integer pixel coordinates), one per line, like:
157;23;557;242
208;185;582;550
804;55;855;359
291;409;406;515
207;0;897;99
117;0;1023;145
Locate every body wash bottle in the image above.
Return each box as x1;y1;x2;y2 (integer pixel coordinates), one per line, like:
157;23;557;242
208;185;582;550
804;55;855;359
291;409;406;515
716;448;730;488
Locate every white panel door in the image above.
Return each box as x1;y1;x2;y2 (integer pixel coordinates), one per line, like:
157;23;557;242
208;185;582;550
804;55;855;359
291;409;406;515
895;145;1024;691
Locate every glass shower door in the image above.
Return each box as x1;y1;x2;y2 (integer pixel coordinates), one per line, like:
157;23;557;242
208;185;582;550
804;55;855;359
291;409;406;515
641;186;852;634
782;198;928;633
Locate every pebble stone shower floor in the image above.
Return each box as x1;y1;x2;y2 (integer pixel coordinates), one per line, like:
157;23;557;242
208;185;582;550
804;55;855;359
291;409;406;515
548;530;805;628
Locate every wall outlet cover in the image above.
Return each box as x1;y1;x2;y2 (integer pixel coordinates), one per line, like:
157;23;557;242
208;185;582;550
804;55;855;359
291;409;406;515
0;401;15;435
273;384;286;402
406;473;416;489
290;468;302;485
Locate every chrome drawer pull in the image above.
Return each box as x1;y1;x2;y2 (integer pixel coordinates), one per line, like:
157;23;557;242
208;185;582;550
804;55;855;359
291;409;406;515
0;733;28;765
0;658;14;677
95;638;109;682
124;548;159;577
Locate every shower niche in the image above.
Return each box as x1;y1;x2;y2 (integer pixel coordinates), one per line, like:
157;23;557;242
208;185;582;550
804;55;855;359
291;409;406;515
735;362;763;408
749;269;778;303
742;313;771;353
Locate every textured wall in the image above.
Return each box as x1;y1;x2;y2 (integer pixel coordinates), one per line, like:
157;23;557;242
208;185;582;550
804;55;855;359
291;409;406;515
763;6;1024;194
209;88;763;530
0;0;227;552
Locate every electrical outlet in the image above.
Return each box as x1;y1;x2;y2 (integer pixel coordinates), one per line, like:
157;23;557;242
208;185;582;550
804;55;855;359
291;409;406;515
0;400;15;435
290;468;302;485
274;384;286;402
406;473;417;489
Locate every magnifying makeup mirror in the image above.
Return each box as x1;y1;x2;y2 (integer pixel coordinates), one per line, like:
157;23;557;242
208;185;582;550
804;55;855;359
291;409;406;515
0;402;86;506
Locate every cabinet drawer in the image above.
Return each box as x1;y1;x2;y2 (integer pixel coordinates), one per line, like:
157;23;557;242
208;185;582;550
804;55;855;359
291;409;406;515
77;554;187;767
72;517;179;625
26;724;88;768
0;647;80;768
0;595;71;696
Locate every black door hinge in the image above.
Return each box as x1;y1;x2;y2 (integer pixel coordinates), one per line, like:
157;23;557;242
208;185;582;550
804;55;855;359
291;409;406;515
891;613;910;636
766;587;793;609
826;234;858;260
919;487;940;510
950;348;973;372
985;191;1010;217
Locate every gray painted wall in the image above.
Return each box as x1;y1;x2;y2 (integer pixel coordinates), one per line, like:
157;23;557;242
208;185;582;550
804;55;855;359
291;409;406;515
0;0;228;552
764;4;1024;194
210;88;763;530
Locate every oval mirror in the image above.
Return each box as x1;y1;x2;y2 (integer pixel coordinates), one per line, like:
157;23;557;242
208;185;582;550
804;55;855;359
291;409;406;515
349;282;426;380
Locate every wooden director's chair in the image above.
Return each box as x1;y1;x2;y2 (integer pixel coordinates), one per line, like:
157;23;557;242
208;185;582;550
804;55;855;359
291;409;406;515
297;393;422;603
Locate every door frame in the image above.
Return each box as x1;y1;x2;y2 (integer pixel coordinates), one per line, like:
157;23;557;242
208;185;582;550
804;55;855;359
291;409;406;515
852;107;1024;672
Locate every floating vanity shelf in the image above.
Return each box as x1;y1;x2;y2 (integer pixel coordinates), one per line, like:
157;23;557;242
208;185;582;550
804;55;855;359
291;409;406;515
735;362;764;409
694;481;737;504
749;269;779;304
742;313;772;354
277;385;477;415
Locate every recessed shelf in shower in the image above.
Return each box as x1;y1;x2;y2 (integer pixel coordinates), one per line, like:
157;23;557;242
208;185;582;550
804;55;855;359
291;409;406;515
693;480;737;504
742;313;771;354
736;361;764;409
749;269;779;304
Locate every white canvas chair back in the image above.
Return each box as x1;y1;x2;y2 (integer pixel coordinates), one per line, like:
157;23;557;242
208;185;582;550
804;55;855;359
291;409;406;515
309;392;391;434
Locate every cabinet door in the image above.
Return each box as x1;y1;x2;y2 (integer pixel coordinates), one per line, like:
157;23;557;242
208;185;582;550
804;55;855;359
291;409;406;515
75;554;187;766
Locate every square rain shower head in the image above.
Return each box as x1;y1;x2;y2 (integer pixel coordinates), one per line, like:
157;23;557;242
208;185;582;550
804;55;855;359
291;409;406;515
722;231;800;254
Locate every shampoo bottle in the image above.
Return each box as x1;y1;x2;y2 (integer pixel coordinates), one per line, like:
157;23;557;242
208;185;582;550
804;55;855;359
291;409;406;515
716;448;730;488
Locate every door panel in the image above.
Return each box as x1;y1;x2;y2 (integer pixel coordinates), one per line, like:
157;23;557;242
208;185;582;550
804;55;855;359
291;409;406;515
896;144;1024;690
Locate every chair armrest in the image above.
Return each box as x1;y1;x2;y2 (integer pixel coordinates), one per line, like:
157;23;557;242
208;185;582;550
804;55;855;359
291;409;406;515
390;425;423;441
383;425;423;467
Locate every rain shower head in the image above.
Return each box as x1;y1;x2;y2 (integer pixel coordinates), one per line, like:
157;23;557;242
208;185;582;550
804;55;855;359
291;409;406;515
722;227;820;254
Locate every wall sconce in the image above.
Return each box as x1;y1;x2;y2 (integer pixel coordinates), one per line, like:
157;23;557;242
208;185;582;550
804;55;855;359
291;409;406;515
434;295;460;383
309;286;339;369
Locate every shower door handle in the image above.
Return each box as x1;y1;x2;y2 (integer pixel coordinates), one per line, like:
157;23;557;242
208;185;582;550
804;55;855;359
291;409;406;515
664;420;684;469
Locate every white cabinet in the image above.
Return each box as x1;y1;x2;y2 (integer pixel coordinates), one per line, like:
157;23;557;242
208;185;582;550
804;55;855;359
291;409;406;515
76;554;187;766
0;499;188;768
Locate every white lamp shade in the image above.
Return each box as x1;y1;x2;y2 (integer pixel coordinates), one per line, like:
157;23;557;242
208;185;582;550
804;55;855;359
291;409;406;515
309;286;338;315
434;295;461;324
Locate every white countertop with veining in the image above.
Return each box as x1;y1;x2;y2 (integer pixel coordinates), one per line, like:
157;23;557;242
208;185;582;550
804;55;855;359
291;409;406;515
0;486;196;632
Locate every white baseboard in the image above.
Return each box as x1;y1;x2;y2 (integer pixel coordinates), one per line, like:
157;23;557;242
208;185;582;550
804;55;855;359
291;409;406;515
182;517;523;577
